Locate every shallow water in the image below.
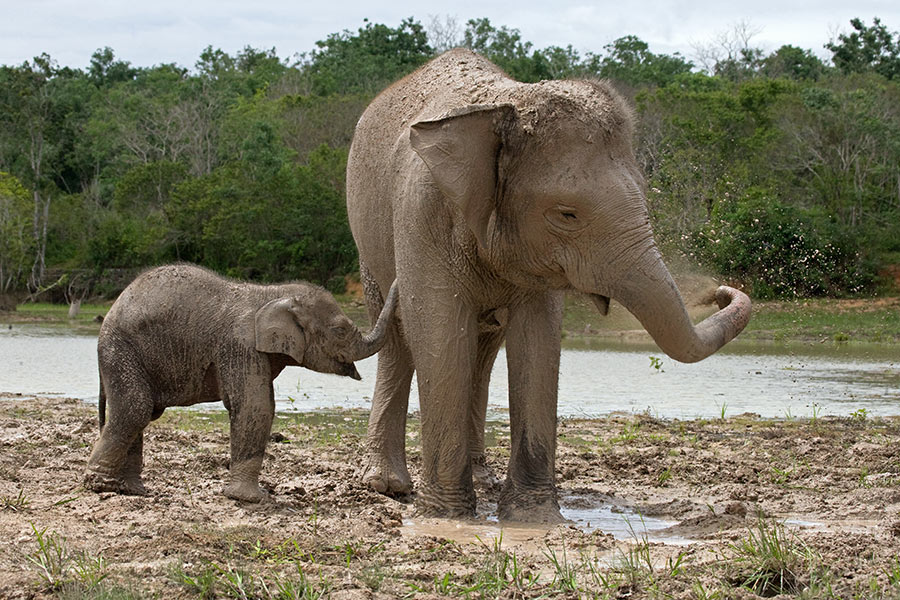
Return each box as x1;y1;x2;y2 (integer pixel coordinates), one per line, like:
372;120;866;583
0;324;897;419
402;501;684;546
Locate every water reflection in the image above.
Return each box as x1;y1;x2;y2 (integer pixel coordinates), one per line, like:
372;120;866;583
1;324;896;419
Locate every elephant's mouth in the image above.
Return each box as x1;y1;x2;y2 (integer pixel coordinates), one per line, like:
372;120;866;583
589;294;610;316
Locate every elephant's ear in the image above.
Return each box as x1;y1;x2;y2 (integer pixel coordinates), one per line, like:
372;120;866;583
410;104;516;248
255;298;306;365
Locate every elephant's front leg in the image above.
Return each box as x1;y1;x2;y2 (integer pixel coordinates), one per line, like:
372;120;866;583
361;268;415;496
223;374;275;503
500;291;565;522
407;293;479;517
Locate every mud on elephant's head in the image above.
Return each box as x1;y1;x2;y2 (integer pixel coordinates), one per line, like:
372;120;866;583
409;81;750;363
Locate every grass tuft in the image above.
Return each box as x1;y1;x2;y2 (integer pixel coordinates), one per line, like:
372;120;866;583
727;517;818;596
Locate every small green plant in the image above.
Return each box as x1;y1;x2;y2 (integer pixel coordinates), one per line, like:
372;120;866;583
665;550;687;577
471;534;540;595
215;563;257;599
718;401;728;421
26;524;70;590
809;402;822;426
770;465;793;486
727;518;817;596
613;421;641;443
70;551;109;590
850;408;868;423
648;356;664;372
26;524;108;593
885;558;900;587
544;542;579;593
833;331;850;342
271;560;329;599
858;467;872;489
170;562;217;598
433;571;455;594
614;518;657;590
0;489;29;511
308;498;319;535
692;580;725;599
358;563;388;592
583;551;620;593
657;466;673;486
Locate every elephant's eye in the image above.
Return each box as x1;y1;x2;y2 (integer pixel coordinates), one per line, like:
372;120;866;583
544;205;586;232
330;320;352;336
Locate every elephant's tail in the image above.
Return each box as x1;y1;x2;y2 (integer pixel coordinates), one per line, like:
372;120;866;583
98;368;106;431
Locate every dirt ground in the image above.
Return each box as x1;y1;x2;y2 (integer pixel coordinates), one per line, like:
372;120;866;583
1;395;899;599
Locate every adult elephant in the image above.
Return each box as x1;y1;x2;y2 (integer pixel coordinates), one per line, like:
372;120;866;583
346;49;751;521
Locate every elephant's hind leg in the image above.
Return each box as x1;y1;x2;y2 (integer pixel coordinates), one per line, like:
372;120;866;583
84;365;153;495
361;266;414;496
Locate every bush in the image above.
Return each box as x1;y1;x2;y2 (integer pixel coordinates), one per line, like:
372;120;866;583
688;190;878;299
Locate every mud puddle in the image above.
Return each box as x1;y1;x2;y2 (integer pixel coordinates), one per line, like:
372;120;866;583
402;499;689;547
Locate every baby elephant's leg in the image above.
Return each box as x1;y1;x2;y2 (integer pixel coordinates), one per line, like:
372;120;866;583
223;382;275;502
85;366;153;495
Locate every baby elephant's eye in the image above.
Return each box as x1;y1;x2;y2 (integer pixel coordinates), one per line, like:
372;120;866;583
561;211;577;221
330;319;352;336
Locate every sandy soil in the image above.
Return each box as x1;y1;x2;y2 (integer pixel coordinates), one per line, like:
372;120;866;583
1;394;899;599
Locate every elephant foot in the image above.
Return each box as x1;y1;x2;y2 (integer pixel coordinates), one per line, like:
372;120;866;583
83;471;147;496
498;488;564;524
471;454;501;492
119;477;148;496
223;480;270;503
83;470;120;493
415;483;476;518
362;453;412;496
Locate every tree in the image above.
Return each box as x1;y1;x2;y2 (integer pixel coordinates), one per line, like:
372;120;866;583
463;18;549;82
595;36;693;87
427;14;463;54
0;56;61;289
0;172;33;292
693;20;764;81
302;18;433;96
88;47;138;87
775;74;900;238
762;45;826;80
826;17;900;80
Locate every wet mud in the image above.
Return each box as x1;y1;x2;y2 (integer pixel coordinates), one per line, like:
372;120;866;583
1;395;899;598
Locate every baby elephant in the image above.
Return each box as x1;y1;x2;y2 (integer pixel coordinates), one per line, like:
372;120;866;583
84;264;398;502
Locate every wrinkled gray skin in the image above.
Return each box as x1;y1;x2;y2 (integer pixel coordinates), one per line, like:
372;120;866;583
84;264;398;502
346;49;751;522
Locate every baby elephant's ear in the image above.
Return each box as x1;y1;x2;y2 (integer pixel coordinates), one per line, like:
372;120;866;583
255;298;306;365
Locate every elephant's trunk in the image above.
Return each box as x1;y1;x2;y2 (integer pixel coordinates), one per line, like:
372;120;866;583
346;280;399;361
609;246;751;363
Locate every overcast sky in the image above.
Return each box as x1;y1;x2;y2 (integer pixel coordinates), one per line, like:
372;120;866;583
2;1;899;71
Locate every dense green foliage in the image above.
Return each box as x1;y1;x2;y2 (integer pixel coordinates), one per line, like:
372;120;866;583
0;17;897;299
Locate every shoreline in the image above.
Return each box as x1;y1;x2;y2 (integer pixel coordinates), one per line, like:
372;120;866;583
3;293;900;344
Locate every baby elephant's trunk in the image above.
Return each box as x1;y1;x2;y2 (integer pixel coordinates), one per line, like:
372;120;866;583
347;280;399;361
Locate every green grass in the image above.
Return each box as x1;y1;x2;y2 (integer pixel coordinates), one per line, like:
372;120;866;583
565;293;900;345
740;299;900;343
12;301;109;321
25;523;110;593
726;518;821;596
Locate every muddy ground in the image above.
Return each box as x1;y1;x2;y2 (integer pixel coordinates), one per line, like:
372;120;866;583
1;394;899;599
